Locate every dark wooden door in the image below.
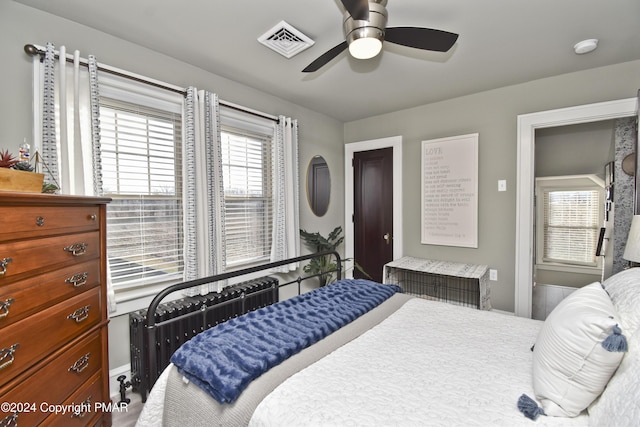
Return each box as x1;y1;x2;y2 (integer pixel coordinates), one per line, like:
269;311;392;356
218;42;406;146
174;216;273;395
353;147;393;282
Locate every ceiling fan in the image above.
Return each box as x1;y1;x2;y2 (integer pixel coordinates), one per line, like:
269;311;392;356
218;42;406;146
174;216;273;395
303;0;459;72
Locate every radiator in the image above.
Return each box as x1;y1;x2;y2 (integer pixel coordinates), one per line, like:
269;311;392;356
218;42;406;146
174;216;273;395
129;275;279;400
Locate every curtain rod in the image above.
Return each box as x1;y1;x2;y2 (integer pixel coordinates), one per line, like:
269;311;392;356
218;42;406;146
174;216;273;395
24;43;280;123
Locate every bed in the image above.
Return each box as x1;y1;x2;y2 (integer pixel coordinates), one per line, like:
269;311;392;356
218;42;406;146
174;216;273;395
135;253;640;426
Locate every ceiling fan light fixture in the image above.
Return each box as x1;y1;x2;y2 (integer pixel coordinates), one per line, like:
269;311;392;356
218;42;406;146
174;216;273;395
343;1;387;59
348;33;383;59
303;0;459;73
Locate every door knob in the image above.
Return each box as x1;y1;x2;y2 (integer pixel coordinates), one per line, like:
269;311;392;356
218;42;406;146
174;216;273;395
383;232;391;245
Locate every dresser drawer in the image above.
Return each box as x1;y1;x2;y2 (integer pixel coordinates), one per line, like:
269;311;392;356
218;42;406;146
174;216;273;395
0;260;101;327
0;332;103;426
0;231;100;282
0;287;102;388
0;205;100;241
42;372;105;427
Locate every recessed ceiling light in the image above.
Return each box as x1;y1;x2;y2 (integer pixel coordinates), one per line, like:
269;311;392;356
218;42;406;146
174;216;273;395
574;39;598;55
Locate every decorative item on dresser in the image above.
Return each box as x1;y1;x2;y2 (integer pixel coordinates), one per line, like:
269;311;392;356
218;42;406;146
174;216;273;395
0;192;111;426
0;149;45;194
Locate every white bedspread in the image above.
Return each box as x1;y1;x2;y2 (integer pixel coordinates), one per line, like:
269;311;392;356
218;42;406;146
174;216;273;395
250;298;589;426
136;363;170;426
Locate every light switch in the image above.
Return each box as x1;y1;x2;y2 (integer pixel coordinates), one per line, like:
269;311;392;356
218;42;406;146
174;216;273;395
489;269;498;281
498;180;507;192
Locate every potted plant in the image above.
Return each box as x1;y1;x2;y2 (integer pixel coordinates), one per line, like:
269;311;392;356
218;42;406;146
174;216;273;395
300;226;369;286
0;149;45;193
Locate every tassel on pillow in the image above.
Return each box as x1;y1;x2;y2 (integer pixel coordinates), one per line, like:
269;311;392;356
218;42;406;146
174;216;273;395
517;394;546;420
601;324;628;352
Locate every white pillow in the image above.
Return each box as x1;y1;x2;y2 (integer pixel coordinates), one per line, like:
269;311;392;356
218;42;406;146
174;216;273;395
602;267;640;335
532;282;627;417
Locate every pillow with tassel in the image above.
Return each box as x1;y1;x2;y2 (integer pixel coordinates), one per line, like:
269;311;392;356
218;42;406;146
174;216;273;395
529;282;628;418
588;325;640;426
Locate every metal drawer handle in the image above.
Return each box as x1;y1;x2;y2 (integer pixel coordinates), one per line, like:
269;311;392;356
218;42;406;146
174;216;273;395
67;305;91;323
64;243;88;257
0;298;15;319
65;272;89;288
36;216;45;227
69;352;91;374
0;258;12;276
0;344;19;371
89;214;97;221
71;396;92;418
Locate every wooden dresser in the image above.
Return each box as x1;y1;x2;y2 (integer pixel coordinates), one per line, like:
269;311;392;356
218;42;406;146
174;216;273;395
0;192;111;426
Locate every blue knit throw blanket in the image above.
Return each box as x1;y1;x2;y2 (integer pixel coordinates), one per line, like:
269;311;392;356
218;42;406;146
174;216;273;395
170;279;401;403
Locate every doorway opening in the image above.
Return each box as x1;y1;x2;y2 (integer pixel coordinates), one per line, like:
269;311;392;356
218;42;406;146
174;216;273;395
532;121;616;319
515;98;637;318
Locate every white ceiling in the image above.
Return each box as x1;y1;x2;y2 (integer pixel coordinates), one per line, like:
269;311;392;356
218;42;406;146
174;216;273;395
14;0;640;122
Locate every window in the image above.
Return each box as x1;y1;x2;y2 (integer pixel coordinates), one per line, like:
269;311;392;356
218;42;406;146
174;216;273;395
220;127;273;268
536;176;604;269
100;97;184;289
98;81;274;293
542;190;600;264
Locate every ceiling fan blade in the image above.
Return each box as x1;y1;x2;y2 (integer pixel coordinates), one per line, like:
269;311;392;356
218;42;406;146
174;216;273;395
385;27;459;52
302;41;349;72
341;0;369;21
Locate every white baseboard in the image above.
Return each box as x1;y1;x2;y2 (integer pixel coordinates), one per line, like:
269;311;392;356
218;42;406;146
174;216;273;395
109;363;132;400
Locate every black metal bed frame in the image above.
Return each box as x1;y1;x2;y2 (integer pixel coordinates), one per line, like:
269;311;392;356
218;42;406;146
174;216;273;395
143;251;342;395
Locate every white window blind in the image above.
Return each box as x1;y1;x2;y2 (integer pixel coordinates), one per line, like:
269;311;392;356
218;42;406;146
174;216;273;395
99;98;184;287
221;128;273;267
542;189;600;265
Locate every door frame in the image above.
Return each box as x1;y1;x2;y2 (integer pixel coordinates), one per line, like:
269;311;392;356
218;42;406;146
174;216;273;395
515;98;637;317
345;136;403;278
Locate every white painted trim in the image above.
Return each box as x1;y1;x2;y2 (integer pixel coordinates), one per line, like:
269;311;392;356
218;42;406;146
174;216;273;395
345;136;403;278
515;98;637;317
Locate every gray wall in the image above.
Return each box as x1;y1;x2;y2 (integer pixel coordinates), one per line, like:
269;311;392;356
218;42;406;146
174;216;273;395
0;2;345;373
535;120;615;178
344;60;640;312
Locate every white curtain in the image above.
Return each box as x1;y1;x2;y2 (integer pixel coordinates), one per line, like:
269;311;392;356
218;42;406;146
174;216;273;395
39;43;101;195
37;43;111;308
182;88;227;294
38;43;59;185
270;116;300;271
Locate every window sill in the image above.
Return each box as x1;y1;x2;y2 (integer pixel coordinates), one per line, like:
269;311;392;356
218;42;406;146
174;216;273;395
535;262;601;275
109;268;280;317
110;281;183;317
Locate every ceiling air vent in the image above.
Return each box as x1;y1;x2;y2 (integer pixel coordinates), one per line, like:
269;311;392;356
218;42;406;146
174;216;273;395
258;20;315;59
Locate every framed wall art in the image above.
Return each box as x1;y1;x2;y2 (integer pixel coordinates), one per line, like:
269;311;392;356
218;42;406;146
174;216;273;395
421;133;479;248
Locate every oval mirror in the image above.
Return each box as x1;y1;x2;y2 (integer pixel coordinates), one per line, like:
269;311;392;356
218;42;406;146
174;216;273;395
306;155;330;216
